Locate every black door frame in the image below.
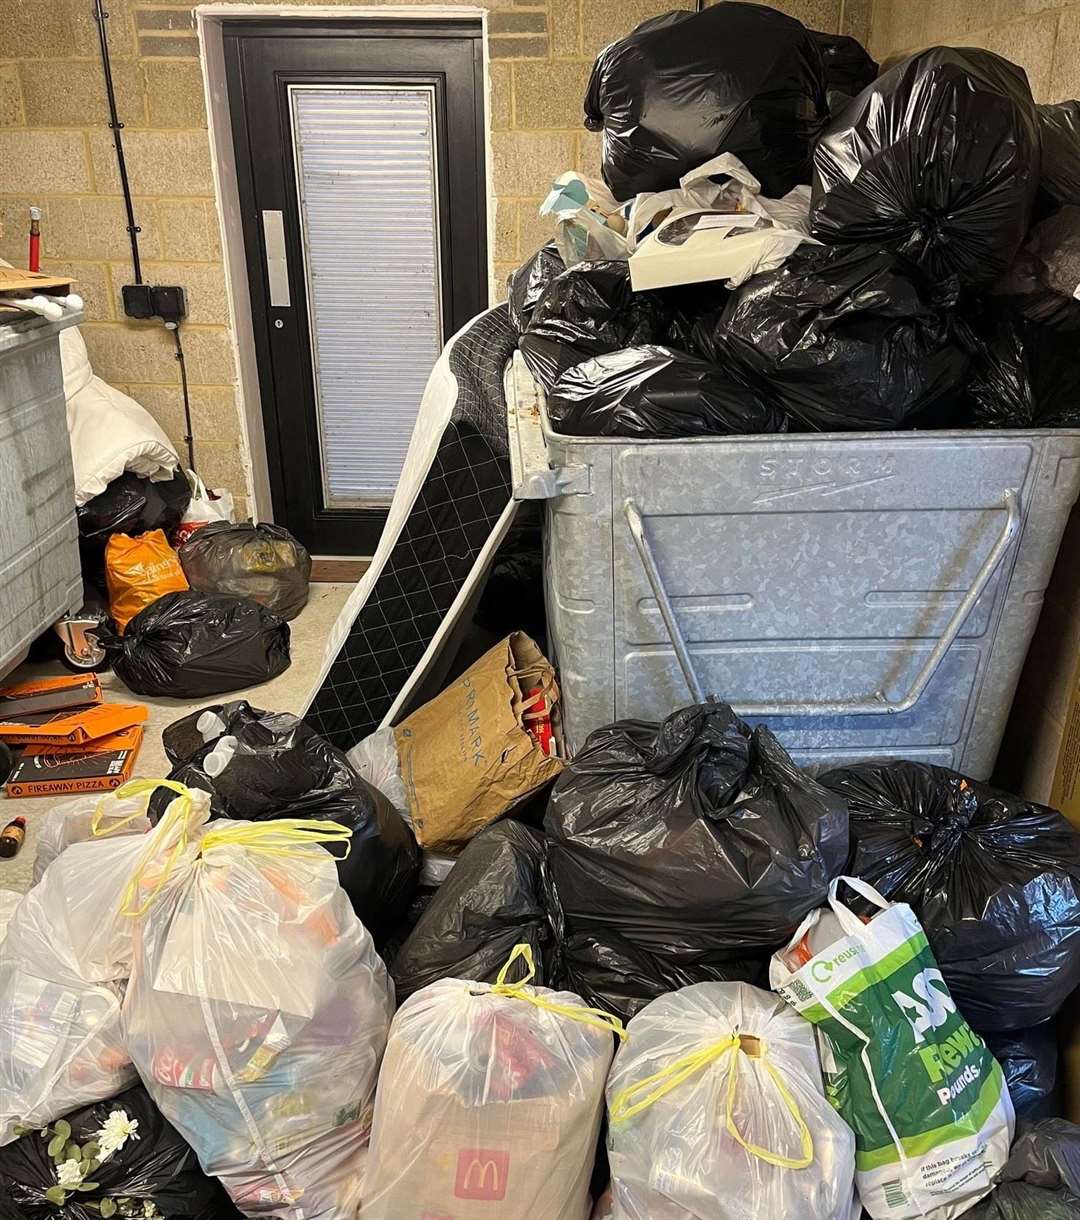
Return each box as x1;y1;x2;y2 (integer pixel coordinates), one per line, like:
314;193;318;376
224;18;488;555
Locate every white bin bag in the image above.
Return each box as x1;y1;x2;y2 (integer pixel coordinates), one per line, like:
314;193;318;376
606;981;857;1220
0;781;200;1146
363;943;622;1220
33;789;152;884
122;809;394;1218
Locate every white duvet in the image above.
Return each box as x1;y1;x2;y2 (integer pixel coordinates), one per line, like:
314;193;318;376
61;326;180;505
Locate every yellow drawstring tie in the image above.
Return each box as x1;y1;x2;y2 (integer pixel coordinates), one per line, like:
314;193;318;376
489;944;627;1041
118;780;201;918
609;1031;814;1170
117;777;353;918
199;818;353;859
90;776;165;838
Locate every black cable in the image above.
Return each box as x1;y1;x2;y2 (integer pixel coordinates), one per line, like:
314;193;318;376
169;323;196;472
94;0;142;284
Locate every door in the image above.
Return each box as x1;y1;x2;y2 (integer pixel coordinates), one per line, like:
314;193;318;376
225;19;488;555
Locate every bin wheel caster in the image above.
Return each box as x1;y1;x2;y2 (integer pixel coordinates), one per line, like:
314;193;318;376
54;617;110;674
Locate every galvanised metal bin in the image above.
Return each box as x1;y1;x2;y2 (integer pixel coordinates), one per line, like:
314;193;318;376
508;354;1080;777
0;313;83;679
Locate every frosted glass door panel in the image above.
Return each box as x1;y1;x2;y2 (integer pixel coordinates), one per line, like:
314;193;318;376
290;85;443;507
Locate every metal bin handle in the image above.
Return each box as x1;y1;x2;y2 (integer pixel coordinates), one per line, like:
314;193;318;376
624;488;1021;717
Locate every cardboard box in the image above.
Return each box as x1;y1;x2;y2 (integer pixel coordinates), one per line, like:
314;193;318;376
0;701;148;747
29;724;145;756
0;674;102;718
5;727;143;797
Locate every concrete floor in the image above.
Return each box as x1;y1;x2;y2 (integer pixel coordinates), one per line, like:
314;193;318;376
0;582;353;896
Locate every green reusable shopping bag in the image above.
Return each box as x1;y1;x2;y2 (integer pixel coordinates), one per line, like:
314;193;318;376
771;876;1014;1220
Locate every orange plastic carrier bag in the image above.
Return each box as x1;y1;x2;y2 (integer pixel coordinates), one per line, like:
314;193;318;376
105;529;189;632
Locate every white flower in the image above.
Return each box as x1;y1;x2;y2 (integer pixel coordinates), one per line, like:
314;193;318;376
143;1203;161;1218
56;1158;84;1189
97;1109;140;1160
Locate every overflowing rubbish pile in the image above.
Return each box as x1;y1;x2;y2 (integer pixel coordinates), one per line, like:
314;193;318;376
10;7;1080;1220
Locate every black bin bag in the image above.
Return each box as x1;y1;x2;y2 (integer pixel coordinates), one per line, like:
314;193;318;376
966;1119;1080;1219
546;345;786;438
995;206;1080;332
811;29;877;110
179;520;311;621
108;591;290;698
77;468;191;547
507;242;565;334
583;2;827;200
553;926;767;1025
544;701;848;1011
0;1085;240;1220
811;47;1040;288
1039;101;1080;206
518;260;668;393
819;760;1080;1032
156;701;419;944
703;243;968;431
390;821;549;1001
984;1026;1061;1120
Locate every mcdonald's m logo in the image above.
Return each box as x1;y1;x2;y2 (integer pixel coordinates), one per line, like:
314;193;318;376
454;1147;510;1201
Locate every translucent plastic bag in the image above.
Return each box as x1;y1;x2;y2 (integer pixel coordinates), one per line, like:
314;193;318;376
122;807;395;1217
0;891;20;947
606;981;857;1220
363;944;620;1219
179;520;312;621
33;791;151;885
0;782;202;1146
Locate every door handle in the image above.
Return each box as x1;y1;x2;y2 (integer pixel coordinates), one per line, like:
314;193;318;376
261;210;291;307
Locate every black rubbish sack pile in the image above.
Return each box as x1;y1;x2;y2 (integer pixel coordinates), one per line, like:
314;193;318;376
544;700;849;1022
699;244;969;431
179;520;312;621
507;241;566;333
76;468;191;583
966;1119;1080;1219
811;47;1040;288
518;260;668;392
390;821;550;1001
157;700;419;944
984;1026;1061;1120
583;2;828;200
546;345;786;438
107;590;291;698
819;760;1080;1032
0;1085;240;1220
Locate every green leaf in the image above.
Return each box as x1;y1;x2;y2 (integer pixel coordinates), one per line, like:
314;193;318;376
44;1186;66;1205
87;1158;102;1173
53;1120;71;1141
100;1199;117;1217
77;1181;100;1192
81;1141;101;1160
12;1123;30;1137
47;1134;66;1159
65;1142;80;1162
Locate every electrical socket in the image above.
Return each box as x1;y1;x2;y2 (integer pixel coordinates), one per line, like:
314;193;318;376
122;284;187;324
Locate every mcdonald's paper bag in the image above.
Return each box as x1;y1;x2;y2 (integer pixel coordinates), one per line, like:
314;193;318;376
393;632;565;851
770;877;1013;1220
